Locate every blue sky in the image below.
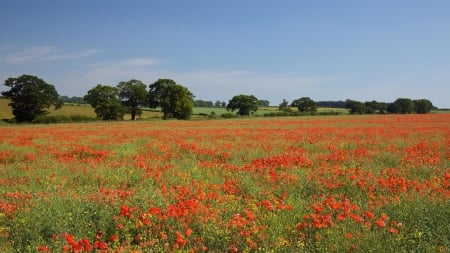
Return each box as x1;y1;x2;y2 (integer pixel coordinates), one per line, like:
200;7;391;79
1;0;449;108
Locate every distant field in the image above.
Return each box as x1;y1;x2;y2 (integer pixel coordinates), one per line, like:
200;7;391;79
194;106;349;116
1;97;349;121
0;98;12;119
0;98;163;120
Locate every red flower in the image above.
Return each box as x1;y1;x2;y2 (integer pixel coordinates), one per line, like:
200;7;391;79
37;245;50;252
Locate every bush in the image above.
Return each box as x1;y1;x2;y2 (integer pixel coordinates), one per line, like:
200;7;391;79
33;115;72;124
70;115;97;122
221;113;237;118
32;115;97;124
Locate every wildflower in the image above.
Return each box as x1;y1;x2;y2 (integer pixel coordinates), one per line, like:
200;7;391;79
185;227;193;236
375;219;386;228
94;241;108;250
37;245;50;252
175;231;187;246
109;234;118;242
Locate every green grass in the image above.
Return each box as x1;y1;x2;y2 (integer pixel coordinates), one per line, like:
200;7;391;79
1;97;349;122
0;98;163;121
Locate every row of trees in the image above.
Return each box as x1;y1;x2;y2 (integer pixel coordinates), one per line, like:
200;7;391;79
1;75;196;122
1;74;437;123
279;97;318;113
345;98;434;114
80;79;195;120
1;75;266;122
194;99;270;108
278;97;435;115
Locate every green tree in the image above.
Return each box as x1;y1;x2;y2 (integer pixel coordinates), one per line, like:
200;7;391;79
291;97;317;113
117;79;148;120
345;99;365;114
84;84;126;120
148;79;194;120
1;74;62;122
259;100;270;107
279;99;290;112
413;99;434;114
388;98;414;114
226;94;259;116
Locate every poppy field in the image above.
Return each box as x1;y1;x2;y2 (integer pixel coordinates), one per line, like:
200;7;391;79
0;114;449;252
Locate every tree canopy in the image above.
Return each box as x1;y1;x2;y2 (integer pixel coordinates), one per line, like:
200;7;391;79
1;74;62;122
117;79;148;120
148;79;194;120
279;99;290;112
84;84;126;120
413;99;434;114
388;98;414;114
291;97;317;113
226;94;259;116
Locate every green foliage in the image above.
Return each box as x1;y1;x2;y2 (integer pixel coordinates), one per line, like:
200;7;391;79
194;100;214;107
345;99;366;114
84;84;127;120
388;98;414;114
220;112;237;118
226;94;259;116
258;99;270;107
278;99;291;112
32;115;97;124
291;97;317;113
117;79;148;120
264;111;340;117
364;100;387;114
148;79;194;120
413;99;434;114
59;96;87;104
1;75;62;122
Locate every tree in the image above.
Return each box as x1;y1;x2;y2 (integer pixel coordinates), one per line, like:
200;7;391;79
413;99;434;114
364;100;388;114
259;100;270;107
2;74;62;122
226;94;259;116
279;99;290;112
291;97;317;113
345;99;365;114
388;98;414;114
148;79;194;120
117;79;148;120
60;96;87;104
194;100;214;107
84;84;126;120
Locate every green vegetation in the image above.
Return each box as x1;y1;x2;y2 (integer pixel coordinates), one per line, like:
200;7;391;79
148;79;194;120
0;115;448;252
226;94;260;116
84;84;127;120
1;75;62;122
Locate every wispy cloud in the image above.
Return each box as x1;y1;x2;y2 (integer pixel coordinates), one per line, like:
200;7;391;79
85;58;162;82
2;46;100;64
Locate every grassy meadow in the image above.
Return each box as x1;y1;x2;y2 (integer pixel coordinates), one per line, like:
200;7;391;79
0;97;349;122
0;114;449;252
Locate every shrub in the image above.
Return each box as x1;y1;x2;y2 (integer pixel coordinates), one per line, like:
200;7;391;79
221;113;237;118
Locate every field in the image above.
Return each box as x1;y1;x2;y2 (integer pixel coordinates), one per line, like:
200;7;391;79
0;114;449;252
0;98;163;121
0;98;348;122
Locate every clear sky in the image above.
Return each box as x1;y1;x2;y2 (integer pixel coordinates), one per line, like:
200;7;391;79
1;0;449;108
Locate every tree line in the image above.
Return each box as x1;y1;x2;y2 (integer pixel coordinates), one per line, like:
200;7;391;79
345;98;435;114
1;74;436;123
